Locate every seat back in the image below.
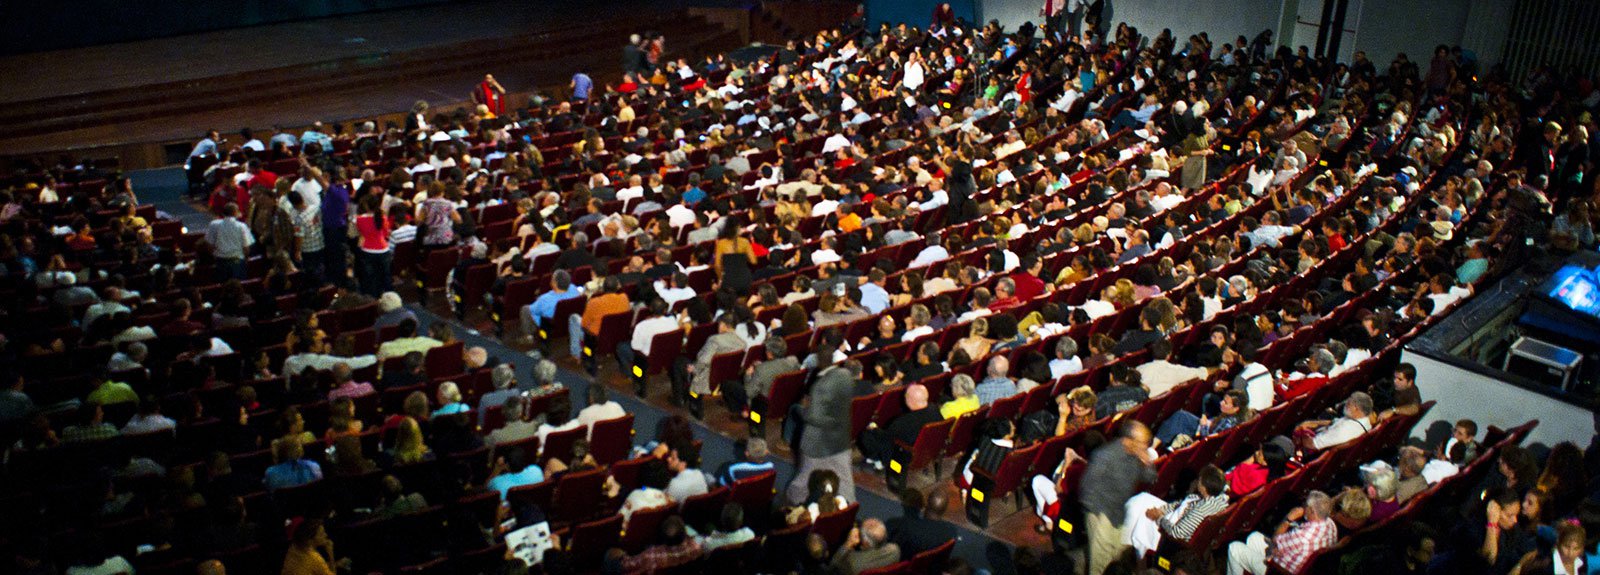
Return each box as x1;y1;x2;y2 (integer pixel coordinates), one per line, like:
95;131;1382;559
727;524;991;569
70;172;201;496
551;468;607;525
809;502;861;549
705;348;747;395
421;247;460;290
729;471;777;532
943;409;986;459
424;341;464;379
542;425;586;465
679;486;731;534
588;414;636;465
564;514;623;571
850;392;882;440
620;504;675;553
757;369;808;427
590;309;636;359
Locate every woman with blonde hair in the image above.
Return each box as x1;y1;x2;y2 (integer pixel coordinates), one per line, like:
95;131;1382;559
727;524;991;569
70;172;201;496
954;317;995;360
1110;279;1137;308
390;416;432;465
1055;386;1098;435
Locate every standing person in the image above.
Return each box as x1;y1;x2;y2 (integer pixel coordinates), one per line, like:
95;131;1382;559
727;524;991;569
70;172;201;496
354;195;393;298
473;74;507;117
786;361;859;506
322;167;352;288
1080;421;1156;575
571;71;595;109
714;215;756;294
206;202;254;281
416;184;460;252
288;192;325;285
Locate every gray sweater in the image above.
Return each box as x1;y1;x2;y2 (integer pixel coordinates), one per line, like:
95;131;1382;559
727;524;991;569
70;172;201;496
1078;442;1156;523
800;366;854;457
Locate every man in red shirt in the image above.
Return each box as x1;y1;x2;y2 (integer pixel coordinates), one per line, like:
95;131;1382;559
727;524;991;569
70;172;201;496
1008;255;1049;302
473;74;507;116
242;159;277;194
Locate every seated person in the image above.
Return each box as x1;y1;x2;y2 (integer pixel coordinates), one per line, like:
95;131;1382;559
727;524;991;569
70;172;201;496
1123;465;1230;555
1294;392;1374;452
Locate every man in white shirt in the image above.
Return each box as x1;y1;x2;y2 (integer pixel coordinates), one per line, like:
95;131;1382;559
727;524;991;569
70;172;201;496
908;233;949;268
629;301;682;356
665;196;697;228
1232;350;1275;411
1422;275;1472;315
916;178;950;212
1150;182;1184;212
575;385;628;437
1136;339;1210;397
1077;295;1116;320
822;131;853;155
289;166;325;215
902;53;926;90
615;174;646;202
810;236;843;266
654;273;698;309
901;304;935;342
665;442;712;503
995;131;1027;158
1300;392;1374;450
811;194;839;218
1049;337;1084;379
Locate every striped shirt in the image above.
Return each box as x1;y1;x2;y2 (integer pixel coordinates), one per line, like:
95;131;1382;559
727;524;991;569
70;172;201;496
1157;493;1229;541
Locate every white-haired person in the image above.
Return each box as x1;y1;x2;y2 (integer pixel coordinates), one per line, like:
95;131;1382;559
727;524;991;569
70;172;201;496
1226;490;1337;575
374;291;417;329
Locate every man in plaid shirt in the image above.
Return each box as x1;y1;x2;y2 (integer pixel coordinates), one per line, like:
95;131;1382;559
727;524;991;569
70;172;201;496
1226;490;1337;575
288;191;325;283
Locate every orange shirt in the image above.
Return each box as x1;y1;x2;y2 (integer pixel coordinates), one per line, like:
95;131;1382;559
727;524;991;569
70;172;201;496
581;293;631;335
838;213;863;233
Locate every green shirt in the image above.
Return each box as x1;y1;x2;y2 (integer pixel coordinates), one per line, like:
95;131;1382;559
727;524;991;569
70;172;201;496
87;381;139;405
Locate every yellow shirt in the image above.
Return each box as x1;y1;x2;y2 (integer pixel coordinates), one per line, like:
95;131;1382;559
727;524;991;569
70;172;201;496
281;547;334;575
940;395;979;419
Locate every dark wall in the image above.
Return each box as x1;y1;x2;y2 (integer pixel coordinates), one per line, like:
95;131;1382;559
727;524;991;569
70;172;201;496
864;0;978;30
0;0;451;55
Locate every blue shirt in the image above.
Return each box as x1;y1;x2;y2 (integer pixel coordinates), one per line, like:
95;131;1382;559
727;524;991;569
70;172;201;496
189;138;217;159
489;465;545;499
572;73;594;100
264;459;322;490
683;187;707;205
300;130;333;151
975;377;1018;406
432;403;471;418
858;283;890;314
529;286;583;325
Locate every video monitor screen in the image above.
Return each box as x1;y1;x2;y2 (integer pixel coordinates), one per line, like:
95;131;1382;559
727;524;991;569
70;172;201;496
1546;264;1600;318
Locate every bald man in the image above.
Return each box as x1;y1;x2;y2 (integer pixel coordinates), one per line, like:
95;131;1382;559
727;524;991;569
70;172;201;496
197;559;227;575
831;517;901;575
859;384;943;469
